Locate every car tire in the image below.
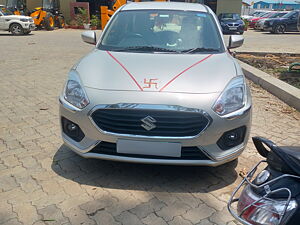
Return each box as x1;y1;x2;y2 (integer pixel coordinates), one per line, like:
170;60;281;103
43;13;55;31
274;24;286;34
10;23;24;35
58;16;65;28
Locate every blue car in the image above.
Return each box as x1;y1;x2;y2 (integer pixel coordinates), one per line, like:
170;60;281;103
264;10;300;34
218;13;245;34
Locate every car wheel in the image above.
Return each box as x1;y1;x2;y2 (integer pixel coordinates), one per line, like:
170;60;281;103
10;23;24;35
43;13;55;31
58;16;65;28
274;24;286;34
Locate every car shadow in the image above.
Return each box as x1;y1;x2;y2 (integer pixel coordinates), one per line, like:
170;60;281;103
262;32;300;35
51;144;238;193
0;33;34;36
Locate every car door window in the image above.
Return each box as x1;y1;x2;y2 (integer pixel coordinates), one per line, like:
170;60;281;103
289;12;298;20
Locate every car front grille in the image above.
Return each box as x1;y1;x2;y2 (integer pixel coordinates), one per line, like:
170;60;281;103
90;108;211;137
90;141;210;160
228;23;239;27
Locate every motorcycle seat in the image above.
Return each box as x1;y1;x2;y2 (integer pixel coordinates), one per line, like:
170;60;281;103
278;146;300;161
275;146;300;176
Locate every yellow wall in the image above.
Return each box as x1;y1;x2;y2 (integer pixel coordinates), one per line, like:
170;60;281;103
217;0;242;15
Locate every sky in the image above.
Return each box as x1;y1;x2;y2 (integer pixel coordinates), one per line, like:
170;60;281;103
244;0;299;3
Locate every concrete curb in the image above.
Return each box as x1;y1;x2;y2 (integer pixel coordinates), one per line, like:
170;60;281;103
238;60;300;111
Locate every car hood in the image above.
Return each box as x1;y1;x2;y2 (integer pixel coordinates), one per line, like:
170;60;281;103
221;19;242;24
251;17;265;21
3;15;31;20
258;18;266;22
76;50;237;94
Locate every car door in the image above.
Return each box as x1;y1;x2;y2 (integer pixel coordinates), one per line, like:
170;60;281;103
297;12;300;32
0;12;5;29
286;11;299;32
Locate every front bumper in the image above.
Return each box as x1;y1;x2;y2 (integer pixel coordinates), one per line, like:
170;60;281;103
221;25;244;33
59;89;252;166
249;21;257;28
255;22;264;30
21;22;35;31
263;25;273;31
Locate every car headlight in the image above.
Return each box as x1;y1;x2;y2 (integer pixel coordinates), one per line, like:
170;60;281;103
212;76;246;116
63;70;89;109
20;18;29;22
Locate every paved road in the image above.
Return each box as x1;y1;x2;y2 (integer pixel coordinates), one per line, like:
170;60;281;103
0;29;299;225
234;29;300;53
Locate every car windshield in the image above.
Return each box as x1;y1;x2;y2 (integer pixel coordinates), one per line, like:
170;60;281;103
269;12;287;18
220;13;241;20
260;12;272;18
99;10;224;54
282;11;298;18
257;12;269;17
253;11;267;17
0;7;13;15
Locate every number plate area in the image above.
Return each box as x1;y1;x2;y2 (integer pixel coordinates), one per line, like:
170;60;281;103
117;139;181;158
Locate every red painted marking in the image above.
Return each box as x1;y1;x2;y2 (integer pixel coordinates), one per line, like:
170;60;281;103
159;54;213;92
143;78;158;89
106;51;143;91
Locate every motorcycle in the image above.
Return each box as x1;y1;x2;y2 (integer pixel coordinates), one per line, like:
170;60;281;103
228;137;300;225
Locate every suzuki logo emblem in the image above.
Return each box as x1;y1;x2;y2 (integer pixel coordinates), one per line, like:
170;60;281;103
141;116;157;131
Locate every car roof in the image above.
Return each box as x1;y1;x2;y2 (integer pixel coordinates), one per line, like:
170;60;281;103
121;2;208;13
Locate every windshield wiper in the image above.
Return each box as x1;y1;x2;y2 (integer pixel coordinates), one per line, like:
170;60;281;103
182;48;220;54
113;46;178;53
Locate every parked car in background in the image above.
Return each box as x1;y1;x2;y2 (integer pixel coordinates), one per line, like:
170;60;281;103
242;10;269;21
0;6;35;35
218;13;245;34
249;11;273;28
264;10;300;33
255;11;288;30
60;2;252;166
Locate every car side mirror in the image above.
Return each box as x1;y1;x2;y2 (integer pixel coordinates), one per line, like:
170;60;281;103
227;35;244;49
81;31;97;45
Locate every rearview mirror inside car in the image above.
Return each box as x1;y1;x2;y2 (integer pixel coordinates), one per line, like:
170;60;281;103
81;31;97;45
228;35;244;49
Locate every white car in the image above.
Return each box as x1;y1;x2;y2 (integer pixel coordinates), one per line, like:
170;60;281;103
60;2;252;166
0;6;35;35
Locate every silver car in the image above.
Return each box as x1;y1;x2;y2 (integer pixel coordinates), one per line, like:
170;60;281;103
59;2;252;166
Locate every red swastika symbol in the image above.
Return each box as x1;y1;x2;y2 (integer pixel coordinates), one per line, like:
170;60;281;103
143;79;158;89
